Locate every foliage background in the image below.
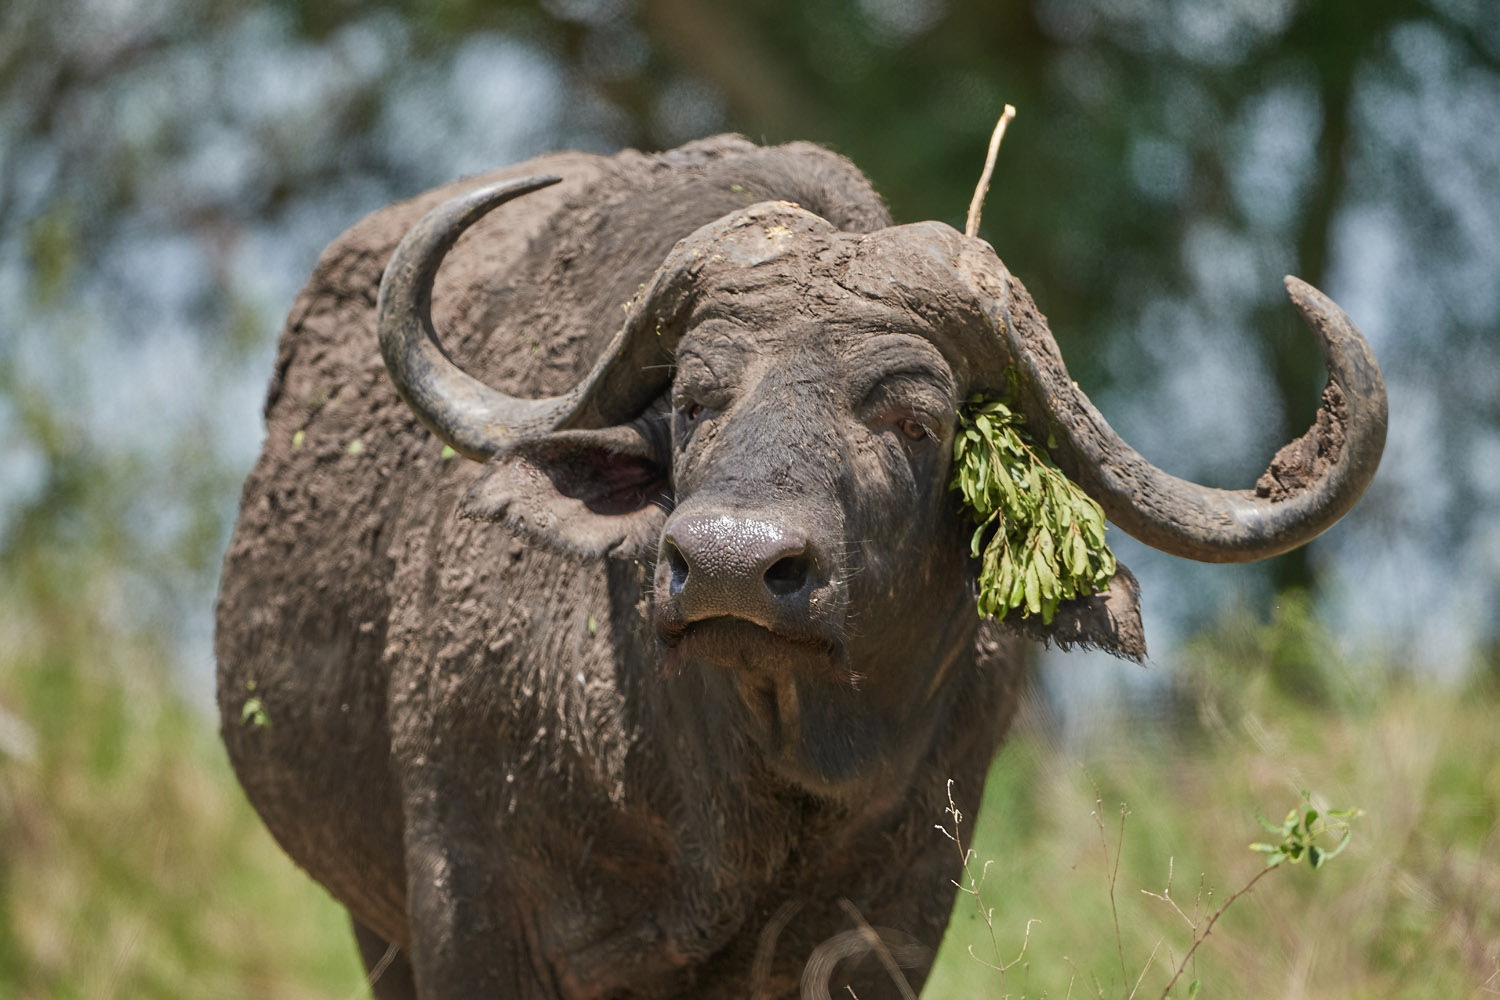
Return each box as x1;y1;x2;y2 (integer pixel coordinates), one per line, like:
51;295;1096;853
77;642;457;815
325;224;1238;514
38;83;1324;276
1;0;1497;996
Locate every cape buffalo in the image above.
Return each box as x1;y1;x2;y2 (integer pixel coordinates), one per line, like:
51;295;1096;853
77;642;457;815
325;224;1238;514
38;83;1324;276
215;135;1386;999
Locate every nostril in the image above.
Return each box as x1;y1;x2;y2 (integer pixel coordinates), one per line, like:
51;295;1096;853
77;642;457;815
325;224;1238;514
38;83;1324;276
664;540;690;598
763;553;812;598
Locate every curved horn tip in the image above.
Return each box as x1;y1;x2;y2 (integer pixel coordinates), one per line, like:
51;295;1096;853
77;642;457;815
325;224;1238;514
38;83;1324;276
485;173;563;198
450;174;564;220
1283;274;1327;310
377;171;573;462
1007;268;1387;563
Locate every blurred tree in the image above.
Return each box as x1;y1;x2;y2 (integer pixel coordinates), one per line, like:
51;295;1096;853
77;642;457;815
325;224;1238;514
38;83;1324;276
1;0;1497;680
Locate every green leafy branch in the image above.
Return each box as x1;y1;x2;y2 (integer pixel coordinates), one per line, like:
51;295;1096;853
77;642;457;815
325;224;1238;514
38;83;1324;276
951;393;1116;623
1249;790;1360;869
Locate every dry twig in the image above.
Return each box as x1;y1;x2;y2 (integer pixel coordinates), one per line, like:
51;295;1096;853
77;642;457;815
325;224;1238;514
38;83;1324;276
837;899;918;1000
1156;865;1277;1000
1087;778;1130;990
965;104;1017;238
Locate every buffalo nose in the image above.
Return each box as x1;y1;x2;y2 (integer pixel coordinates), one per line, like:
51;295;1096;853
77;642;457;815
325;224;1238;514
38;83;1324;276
661;513;818;624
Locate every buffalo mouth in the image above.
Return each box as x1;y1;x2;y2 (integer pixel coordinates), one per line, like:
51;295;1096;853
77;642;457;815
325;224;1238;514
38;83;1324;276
659;616;849;680
660;616;851;746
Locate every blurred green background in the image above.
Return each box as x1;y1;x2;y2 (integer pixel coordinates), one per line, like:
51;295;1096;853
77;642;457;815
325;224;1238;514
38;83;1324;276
1;0;1497;996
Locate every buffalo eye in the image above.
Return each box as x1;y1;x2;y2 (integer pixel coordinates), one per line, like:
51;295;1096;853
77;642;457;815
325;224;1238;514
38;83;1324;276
897;417;929;441
680;401;705;422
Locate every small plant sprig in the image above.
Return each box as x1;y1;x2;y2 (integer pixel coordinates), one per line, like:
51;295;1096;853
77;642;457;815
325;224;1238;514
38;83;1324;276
1249;790;1360;869
951;393;1116;623
936;780;1037;990
1152;791;1361;999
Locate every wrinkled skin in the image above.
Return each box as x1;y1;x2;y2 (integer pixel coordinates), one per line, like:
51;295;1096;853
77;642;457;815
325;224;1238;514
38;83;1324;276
218;135;1378;999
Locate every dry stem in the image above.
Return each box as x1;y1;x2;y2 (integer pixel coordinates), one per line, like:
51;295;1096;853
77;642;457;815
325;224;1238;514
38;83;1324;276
965;104;1017;238
350;943;399;1000
1140;858;1199;932
750;900;803;1000
836;899;918;1000
1089;780;1130;990
1127;939;1163;1000
1156;864;1277;999
937;779;1035;984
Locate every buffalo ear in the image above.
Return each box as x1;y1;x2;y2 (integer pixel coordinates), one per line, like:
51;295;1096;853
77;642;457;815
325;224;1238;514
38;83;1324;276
1005;564;1147;662
459;421;671;560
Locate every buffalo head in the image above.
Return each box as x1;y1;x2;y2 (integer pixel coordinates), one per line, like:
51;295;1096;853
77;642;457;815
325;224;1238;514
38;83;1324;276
376;175;1386;797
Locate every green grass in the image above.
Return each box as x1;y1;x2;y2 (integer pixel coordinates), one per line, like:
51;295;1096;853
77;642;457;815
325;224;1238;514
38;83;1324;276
1;589;1496;998
0;602;366;1000
927;609;1500;998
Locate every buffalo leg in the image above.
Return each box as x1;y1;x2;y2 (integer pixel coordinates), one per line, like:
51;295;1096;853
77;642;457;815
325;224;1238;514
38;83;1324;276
400;786;562;999
351;916;418;1000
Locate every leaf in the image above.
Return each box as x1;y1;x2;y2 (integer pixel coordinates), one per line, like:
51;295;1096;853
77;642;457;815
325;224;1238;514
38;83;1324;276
1069;530;1088;577
240;698;270;729
1320;828;1354;864
1035;551;1057;599
952;389;1117;621
1058;574;1078;601
1008;563;1026;608
971;522;990;558
1037;525;1054;563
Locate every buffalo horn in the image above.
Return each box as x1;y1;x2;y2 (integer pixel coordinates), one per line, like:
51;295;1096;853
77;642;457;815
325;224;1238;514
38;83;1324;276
1004;276;1387;562
377;175;579;460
